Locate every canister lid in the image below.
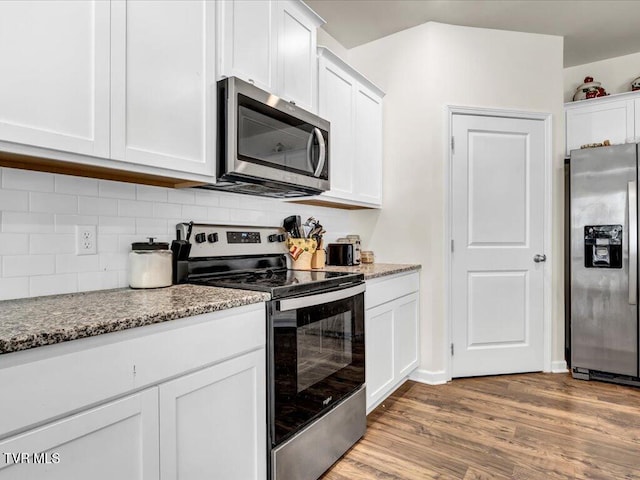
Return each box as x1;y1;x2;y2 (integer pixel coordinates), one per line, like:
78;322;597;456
132;237;169;251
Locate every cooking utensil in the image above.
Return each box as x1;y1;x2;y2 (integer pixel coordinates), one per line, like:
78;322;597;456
283;216;302;238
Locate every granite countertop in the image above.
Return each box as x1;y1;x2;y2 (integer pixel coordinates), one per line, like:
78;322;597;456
0;285;270;355
320;263;421;280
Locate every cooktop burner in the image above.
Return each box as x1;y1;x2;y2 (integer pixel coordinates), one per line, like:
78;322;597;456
191;269;362;299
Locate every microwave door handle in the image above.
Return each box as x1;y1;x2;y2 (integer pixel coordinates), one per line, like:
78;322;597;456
278;283;365;312
312;128;326;178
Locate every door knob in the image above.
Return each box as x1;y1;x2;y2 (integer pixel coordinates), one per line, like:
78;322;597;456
533;254;547;263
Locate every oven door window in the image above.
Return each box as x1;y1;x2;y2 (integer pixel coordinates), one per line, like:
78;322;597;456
237;94;328;180
270;292;364;445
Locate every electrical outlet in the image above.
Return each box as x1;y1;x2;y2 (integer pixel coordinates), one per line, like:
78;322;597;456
76;225;97;255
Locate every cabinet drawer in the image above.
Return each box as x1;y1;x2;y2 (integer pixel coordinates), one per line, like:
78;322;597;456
365;271;419;310
0;303;265;439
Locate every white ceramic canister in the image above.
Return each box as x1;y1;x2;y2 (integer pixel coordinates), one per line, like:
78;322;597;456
129;238;172;288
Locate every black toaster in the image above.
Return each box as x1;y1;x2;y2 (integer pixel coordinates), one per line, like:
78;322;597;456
327;243;356;266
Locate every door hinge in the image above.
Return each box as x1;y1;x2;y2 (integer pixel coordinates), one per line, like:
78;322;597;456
451;239;454;253
451;343;454;356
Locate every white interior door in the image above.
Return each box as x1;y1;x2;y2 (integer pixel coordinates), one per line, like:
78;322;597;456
451;113;546;377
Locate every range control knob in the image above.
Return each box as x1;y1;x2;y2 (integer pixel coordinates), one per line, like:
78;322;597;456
207;233;219;243
268;233;287;243
194;232;206;243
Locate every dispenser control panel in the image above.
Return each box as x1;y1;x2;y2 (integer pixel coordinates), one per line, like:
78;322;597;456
584;225;622;269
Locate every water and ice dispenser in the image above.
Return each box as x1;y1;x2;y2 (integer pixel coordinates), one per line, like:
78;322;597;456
584;225;622;268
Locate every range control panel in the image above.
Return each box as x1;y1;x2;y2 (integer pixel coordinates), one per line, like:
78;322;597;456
176;223;287;258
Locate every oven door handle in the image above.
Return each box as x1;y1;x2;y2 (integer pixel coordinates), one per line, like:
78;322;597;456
278;283;365;311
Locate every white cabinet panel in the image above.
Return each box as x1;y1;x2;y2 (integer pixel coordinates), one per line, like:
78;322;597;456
217;0;275;92
393;292;419;379
565;98;634;156
159;349;266;480
276;0;320;112
353;83;383;205
365;304;395;410
110;0;215;176
318;57;355;199
0;1;110;157
0;389;159;480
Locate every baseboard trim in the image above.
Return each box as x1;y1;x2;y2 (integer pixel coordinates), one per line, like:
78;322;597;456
409;369;448;385
551;360;568;373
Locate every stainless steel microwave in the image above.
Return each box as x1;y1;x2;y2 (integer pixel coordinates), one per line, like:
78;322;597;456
204;77;330;198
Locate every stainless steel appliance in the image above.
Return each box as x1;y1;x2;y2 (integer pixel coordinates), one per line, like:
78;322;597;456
570;143;640;385
173;223;366;480
205;77;330;198
327;243;356;266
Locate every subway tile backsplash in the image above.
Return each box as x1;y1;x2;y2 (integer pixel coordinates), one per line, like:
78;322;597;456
0;167;354;300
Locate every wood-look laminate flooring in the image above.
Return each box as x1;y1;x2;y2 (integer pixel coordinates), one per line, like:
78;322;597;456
322;373;640;480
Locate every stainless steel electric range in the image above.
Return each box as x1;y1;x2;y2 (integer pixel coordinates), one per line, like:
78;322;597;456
173;223;366;480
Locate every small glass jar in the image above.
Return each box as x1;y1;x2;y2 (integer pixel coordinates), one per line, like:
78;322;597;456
129;238;172;288
361;251;374;264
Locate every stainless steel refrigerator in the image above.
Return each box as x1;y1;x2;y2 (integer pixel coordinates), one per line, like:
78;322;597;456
570;143;640;385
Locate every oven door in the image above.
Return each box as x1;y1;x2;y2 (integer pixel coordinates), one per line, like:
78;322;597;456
268;283;365;446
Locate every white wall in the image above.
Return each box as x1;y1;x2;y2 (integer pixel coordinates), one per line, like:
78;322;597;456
349;22;565;377
564;51;640;102
317;28;349;62
0;167;355;300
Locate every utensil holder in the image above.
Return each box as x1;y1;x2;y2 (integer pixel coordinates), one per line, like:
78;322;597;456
287;238;317;270
311;249;326;269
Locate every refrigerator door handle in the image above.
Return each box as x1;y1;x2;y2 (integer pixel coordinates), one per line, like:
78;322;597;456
629;181;637;305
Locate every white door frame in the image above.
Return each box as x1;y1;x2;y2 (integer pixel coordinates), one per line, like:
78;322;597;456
444;105;553;381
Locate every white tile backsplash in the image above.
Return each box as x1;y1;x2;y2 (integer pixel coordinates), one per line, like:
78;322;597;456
0;190;29;211
2;168;54;192
0;167;355;300
3;255;55;277
55;175;99;196
79;196;118;216
2;212;55;233
29;192;77;214
30;273;77;297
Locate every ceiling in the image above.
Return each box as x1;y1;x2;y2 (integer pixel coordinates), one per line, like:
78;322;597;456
305;0;640;67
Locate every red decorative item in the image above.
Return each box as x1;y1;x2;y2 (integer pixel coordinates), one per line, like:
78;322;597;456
584;76;594;83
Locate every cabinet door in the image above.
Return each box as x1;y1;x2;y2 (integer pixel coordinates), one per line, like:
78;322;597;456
217;0;275;92
393;293;419;379
159;349;266;480
0;389;159;480
565;99;634;156
275;0;318;112
365;303;395;413
353;83;383;206
318;56;355;200
110;0;215;176
0;1;110;157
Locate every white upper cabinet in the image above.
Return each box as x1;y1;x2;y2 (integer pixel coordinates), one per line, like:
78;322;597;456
0;1;110;157
217;0;276;93
317;47;385;208
353;83;383;205
318;55;355;199
218;0;323;112
565;92;639;156
275;0;323;112
110;0;216;176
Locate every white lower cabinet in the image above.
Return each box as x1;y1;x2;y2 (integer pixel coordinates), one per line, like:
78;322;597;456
365;272;419;413
0;305;266;478
159;349;266;480
0;389;159;480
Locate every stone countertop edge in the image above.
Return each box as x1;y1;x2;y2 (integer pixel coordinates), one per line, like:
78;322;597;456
319;263;421;280
0;284;270;355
